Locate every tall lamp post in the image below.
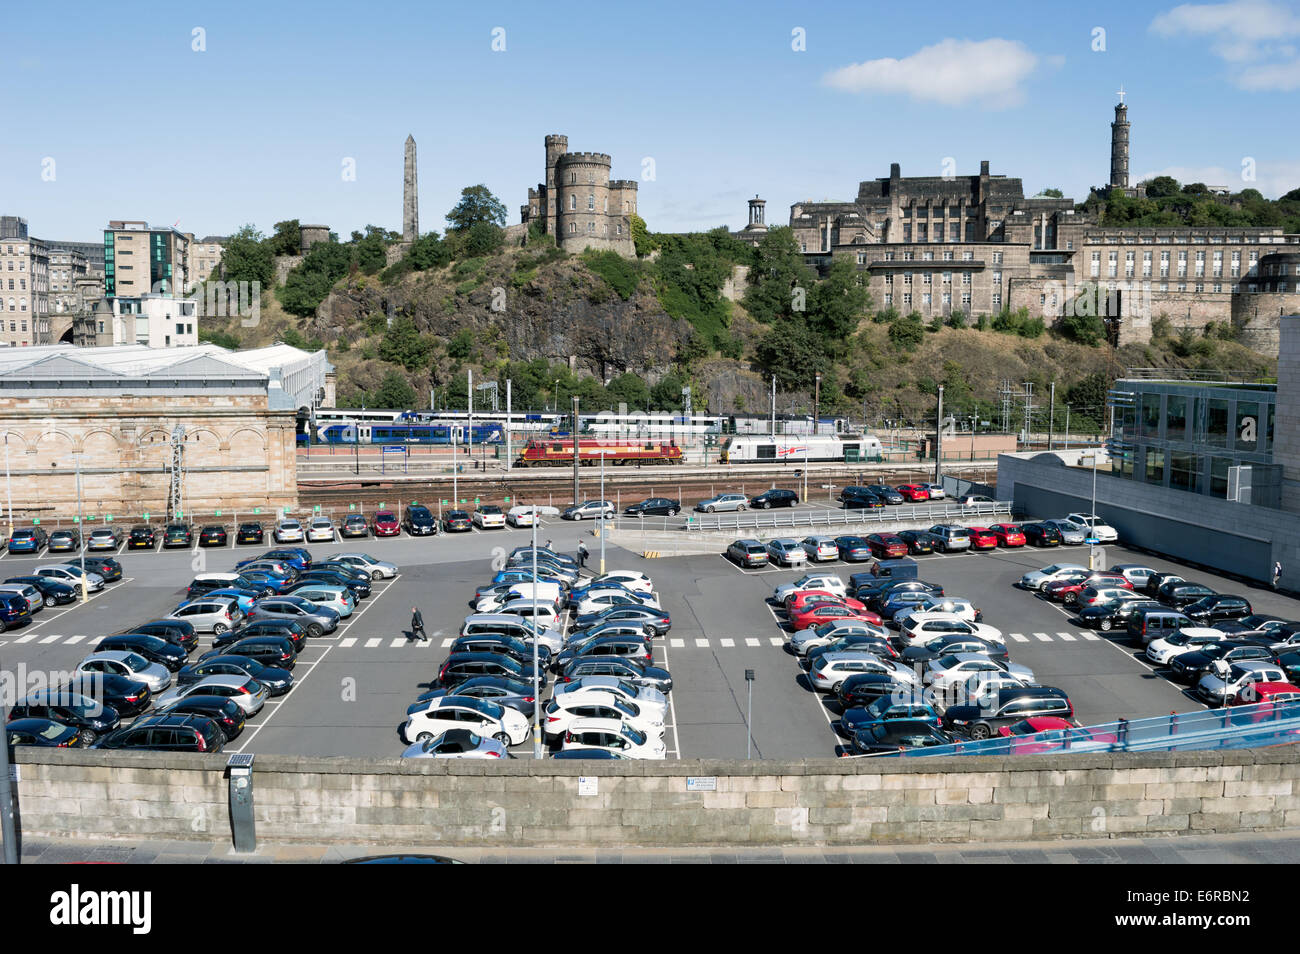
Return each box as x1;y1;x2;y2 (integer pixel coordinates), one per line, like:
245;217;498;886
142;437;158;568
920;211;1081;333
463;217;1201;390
599;451;607;575
530;511;542;759
4;436;12;543
76;455;87;603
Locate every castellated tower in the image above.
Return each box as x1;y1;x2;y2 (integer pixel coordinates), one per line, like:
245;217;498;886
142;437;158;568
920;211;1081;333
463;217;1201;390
522;133;636;258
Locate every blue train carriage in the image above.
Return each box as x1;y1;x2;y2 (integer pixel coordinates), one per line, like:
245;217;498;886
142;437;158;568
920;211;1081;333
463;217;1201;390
314;422;504;445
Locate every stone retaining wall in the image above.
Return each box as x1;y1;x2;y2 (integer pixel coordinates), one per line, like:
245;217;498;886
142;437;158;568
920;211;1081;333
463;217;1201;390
10;747;1300;847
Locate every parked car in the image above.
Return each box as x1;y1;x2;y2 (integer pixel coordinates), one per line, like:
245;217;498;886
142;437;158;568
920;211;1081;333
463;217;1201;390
372;510;401;536
834;536;874;562
86;528;120;551
0;582;42;614
206;634;298;669
327;552;398;580
865;533;909;559
155;675;269;716
5;718;82;749
1196;661;1290;706
1159;582;1218;610
985;523;1026;547
127;525;156;550
562;500;615;521
415;677;538;719
48;529;81;553
236;522;265;545
34;564;103;592
120;619;199;654
74;650;171;693
8;527;47;553
749;488;798;509
559;717;666;759
404;504;438;536
1041;518;1087;545
624;497;680;517
198;525;228;547
1108;564;1159;589
543;692;664;742
1077;596;1163;632
794;535;837;562
339;514;369;538
405;696;531;747
307;516;336;542
839;698;943;736
178;654;293;696
927;525;971;553
153;696;247;741
442;510;473;533
964;526;999;551
162;523;193;548
866;485;904;506
94;714;225;753
1020;523;1063;547
164;596;244;635
402;729;509;760
896;484;931;503
96;634;187;672
808;651;916;694
273;519;304;543
726;538;769;568
79;556;122;583
849;720;953;756
5;575;76;607
1064;512;1118;543
942;686;1073;739
958;494;997;507
1183;594;1253;624
895;529;935;555
559;656;673;694
924;484;946;500
773;573;847;604
1145;627;1228;666
472;506;506;529
695;493;748;513
8;690;119;746
842;489;883;509
1019;563;1089;591
61;673;152;717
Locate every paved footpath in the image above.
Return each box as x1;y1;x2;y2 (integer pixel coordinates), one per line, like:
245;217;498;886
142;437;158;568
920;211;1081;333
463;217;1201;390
12;830;1300;863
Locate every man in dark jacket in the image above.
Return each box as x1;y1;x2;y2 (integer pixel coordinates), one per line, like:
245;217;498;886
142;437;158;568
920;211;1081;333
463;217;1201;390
411;606;426;642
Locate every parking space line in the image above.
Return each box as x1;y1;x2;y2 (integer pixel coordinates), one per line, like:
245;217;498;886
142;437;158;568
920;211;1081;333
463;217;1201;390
669;638;684;648
719;638;734;647
1009;633;1029;642
339;637;357;648
1057;632;1077;642
38;634;61;644
230;645;332;754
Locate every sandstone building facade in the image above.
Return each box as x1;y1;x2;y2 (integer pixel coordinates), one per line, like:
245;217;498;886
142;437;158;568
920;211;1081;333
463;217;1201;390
520;134;638;257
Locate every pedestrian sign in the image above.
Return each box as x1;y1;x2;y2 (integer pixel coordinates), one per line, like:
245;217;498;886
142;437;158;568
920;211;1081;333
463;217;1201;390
314;505;321;513
73;516;79;523
253;507;261;514
349;504;355;511
106;515;113;522
504;496;511;503
142;513;148;521
215;510;223;517
32;518;39;525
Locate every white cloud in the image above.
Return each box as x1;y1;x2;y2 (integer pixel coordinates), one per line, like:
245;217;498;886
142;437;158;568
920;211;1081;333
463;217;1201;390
822;38;1041;109
1150;1;1300;88
1137;163;1300;198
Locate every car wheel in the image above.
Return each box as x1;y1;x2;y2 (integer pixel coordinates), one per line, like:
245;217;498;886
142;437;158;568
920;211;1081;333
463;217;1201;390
763;501;771;510
79;730;96;746
416;732;433;743
212;623;227;636
668;509;678;517
705;505;715;513
737;504;746;512
968;724;991;740
1100;619;1113;632
307;623;323;638
831;681;842;694
493;732;511;746
1065;594;1078;606
44;596;56;608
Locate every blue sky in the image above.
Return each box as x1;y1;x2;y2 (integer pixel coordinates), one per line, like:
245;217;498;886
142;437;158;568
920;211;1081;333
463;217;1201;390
5;0;1299;242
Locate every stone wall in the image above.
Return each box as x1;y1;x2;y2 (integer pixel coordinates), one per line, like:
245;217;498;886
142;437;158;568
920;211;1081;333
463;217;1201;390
11;747;1300;847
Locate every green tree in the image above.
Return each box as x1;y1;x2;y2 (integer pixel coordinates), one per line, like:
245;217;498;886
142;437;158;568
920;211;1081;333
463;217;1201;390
267;220;302;257
409;232;450;270
606;371;650;410
446;328;475;360
373;371;417;409
447;185;508;231
583;250;641;300
461;222;505;257
354;235;388;275
742;227;813;325
278;240;352;316
887;311;925;351
757;316;828;387
631;214;655;257
218;224;275;288
1143;175;1180;198
377;314;434;371
807;258;868;349
1037;188;1064;198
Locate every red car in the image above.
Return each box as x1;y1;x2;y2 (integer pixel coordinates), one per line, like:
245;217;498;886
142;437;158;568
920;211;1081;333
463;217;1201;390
866;533;908;559
965;527;999;551
896;484;930;503
997;718;1116;754
785;590;863;615
988;523;1026;547
1232;681;1300;707
371;510;401;537
789;602;882;631
1044;573;1130;604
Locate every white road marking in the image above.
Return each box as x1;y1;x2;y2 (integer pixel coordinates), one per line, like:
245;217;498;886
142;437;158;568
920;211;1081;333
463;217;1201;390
720;638;735;647
1033;632;1052;642
768;637;783;647
38;634;61;644
389;638;407;647
1010;633;1029;643
1081;632;1101;641
745;637;760;647
1057;632;1077;642
670;638;684;648
694;638;709;648
64;635;85;645
14;633;38;643
364;637;381;648
339;637;357;648
87;636;103;646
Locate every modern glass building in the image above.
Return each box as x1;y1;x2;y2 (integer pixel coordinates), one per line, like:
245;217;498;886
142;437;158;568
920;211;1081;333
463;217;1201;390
1108;374;1277;499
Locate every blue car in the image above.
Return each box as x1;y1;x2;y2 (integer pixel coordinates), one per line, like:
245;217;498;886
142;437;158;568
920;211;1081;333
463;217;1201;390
834;536;874;562
261;548;312;571
878;591;937;622
491;569;566;588
237;570;294;593
8;527;47;553
205;588;259;615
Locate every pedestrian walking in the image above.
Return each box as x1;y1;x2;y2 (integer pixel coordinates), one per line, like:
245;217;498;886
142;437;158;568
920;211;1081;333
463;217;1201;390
410;606;426;642
577;539;589;568
1274;561;1282;590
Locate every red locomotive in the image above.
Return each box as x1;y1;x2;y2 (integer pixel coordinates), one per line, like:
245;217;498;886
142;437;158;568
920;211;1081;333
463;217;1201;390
516;438;683;467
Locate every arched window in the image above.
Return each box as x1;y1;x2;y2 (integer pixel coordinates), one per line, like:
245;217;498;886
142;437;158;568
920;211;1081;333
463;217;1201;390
588;194;595;211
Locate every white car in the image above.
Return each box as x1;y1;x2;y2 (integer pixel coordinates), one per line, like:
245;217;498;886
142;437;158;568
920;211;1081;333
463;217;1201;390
274;519;304;543
808;652;918;693
574;590;660;618
307;517;335;542
475;582;565;615
924;653;1035;691
472;506;507;529
326;552;398;580
766;538;808;567
1145;627;1226;666
75;650;172;692
404;696;531;746
800;536;840;562
774;574;847;604
542;691;664;741
1019;563;1089;591
789;619;890;656
959;494;996;507
1065;513;1118;543
924;484;946;500
559;717;666;759
498;598;560;630
401;729;509;759
585;571;654;595
0;583;42;613
892;597;979;629
898;614;1005;646
506;505;559;527
1196;661;1288;706
34;564;104;592
552;675;668;718
155;674;268;716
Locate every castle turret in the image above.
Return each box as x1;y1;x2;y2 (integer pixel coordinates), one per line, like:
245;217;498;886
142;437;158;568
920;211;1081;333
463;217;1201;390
544;134;568;236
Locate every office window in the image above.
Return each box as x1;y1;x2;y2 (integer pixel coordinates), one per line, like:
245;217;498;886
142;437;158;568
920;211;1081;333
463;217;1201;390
992;291;1002;307
1144;447;1166;485
902;293;912;306
1108;251;1118;277
992;251;1002;264
1166;394;1187;440
1169;451;1199;492
857;252;866;264
918;225;928;242
922;250;934;261
1206;398;1229;447
942;291;951;306
903;251;914;261
903;272;912;286
903;224;911;242
1236;401;1260;450
922;292;931;306
961;292;971;307
922;273;932;285
941;271;951;284
961;272;971;285
588;194;594;211
943;251;954;261
949;223;959;241
1090;251;1100;277
1209;457;1230;498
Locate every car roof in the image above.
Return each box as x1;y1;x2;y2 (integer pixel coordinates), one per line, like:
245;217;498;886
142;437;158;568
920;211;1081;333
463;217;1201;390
185;674;253;689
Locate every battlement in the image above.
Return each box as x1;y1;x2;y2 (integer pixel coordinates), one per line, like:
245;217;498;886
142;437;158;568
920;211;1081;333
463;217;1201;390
544;134;569;145
609;179;639;190
558;151;612;165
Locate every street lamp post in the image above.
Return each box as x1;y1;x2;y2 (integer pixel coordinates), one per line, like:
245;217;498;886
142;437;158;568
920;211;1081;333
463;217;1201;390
76;455;87;603
745;669;755;759
599;451;606;575
1089;448;1099;571
4;436;12;543
531;512;542;759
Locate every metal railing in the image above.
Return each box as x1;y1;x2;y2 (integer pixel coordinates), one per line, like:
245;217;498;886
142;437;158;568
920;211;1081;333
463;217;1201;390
683;501;1012;532
893;701;1300;758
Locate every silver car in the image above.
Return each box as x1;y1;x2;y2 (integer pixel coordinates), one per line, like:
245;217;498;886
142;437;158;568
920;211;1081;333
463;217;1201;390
274;519;304;543
695;493;748;513
401;728;509;759
34;563;104;592
76;650;171;692
800;536;840;562
164;596;244;635
327;552;398;580
155;674;268;715
86;528;120;551
1043;519;1087;545
245;596;339;635
767;538;808;567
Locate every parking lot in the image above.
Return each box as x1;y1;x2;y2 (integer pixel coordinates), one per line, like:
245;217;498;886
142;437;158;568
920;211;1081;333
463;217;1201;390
2;512;1297;760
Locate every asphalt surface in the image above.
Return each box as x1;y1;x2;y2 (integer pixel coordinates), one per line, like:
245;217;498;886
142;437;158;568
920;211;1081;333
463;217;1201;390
1;515;1296;760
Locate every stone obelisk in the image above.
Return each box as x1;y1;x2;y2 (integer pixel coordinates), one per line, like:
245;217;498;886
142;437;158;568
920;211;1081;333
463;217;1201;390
403;134;418;243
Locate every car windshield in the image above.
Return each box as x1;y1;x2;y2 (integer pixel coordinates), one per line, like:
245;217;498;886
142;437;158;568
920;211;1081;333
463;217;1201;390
622;725;647;746
122;652;149;670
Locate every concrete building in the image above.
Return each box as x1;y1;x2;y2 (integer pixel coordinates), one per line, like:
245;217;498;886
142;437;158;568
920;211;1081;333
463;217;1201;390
739;95;1297;353
103;220;190;299
188;235;226;285
104;295;199;348
520;134;637;257
0;343;331;519
0;224;50;347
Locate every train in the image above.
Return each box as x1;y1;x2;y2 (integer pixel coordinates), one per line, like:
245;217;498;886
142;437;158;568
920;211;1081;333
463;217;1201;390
315;422;505;445
719;434;883;463
516;438;684;467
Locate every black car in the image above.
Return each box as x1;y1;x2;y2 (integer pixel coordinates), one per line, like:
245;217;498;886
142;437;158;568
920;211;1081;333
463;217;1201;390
414;676;538;719
1020;523;1063;547
340;514;370;538
896;530;936;555
449;634;546;668
558;656;672;694
5;575;77;607
438;651;544;689
856;579;944;612
207;634;297;669
1160;582;1217;609
1076;598;1164;632
835;672;920;708
199;525;228;547
155;696;247;740
1145;571;1186;598
441;510;472;533
941;686;1074;739
1182;594;1252;624
1167;642;1278;682
232;618;311;650
162;524;193;548
79;556;122;583
5;717;81;749
842;489;884;510
8;692;120;746
404;504;438;536
120;619;199;654
94;714;225;753
96;634;188;672
1276;650;1300;684
311;562;373;586
901;634;1010;666
624;497;681;517
866;485;905;506
62;674;153;717
749;488;798;510
551;749;624;760
834;536;874;562
127;525;157;550
236;522;265;545
850;720;952;755
553;635;653;673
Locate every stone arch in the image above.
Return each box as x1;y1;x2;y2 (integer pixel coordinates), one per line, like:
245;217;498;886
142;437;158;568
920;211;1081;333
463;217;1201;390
78;428;122;458
228;426;267;453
